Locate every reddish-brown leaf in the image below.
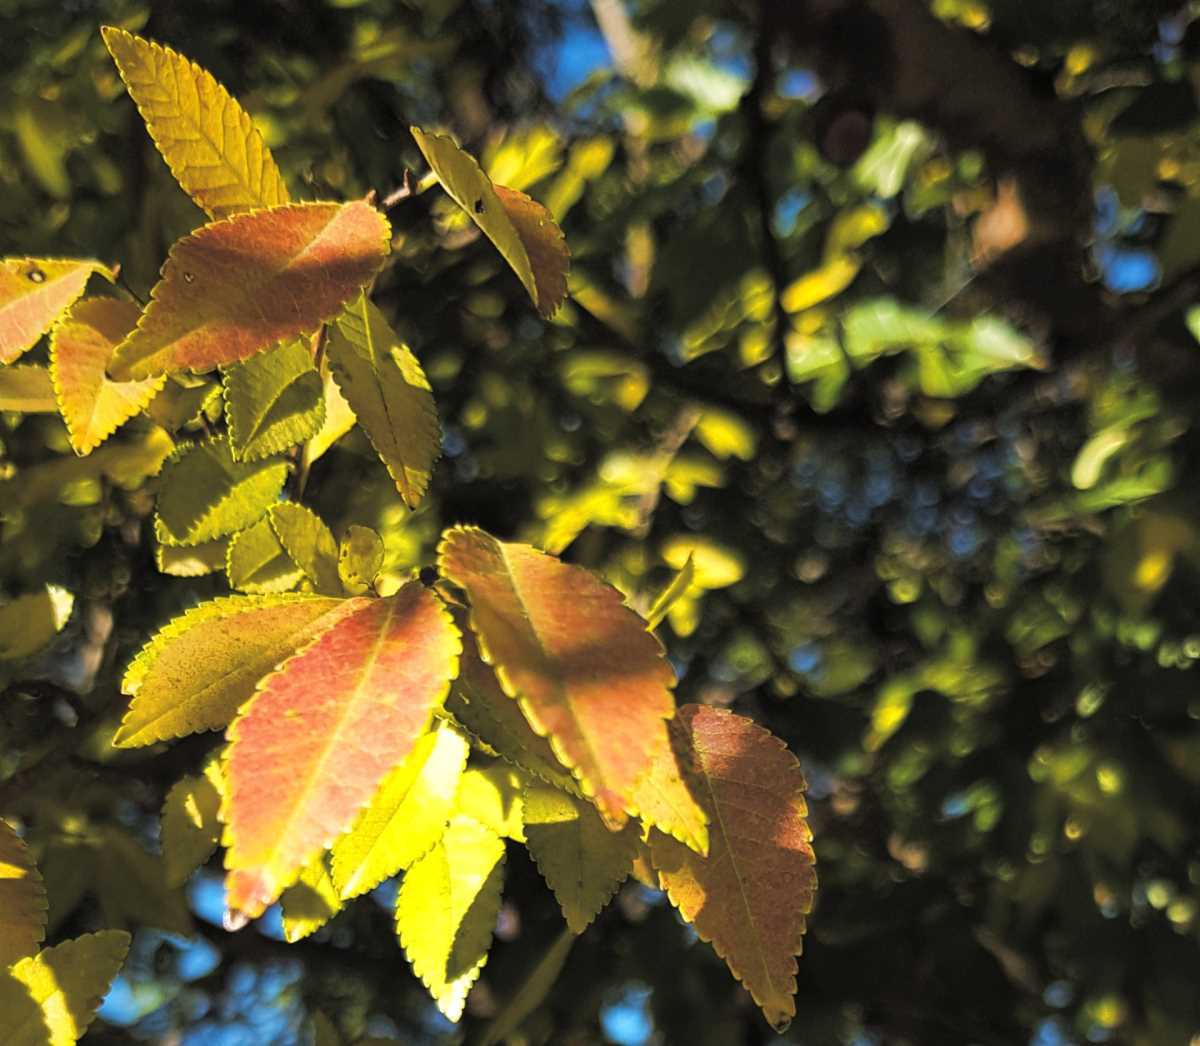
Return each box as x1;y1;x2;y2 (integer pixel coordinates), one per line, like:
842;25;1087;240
493;185;569;318
108;201;390;380
437;526;674;827
0;258;112;365
649;705;816;1033
222;583;460;922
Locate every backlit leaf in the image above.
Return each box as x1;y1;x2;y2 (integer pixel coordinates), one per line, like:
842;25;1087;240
222;584;460;921
269;502;341;595
330;720;469;900
155;534;229;577
523;785;637;933
438;526;675;825
226;516;304;593
280;855;341;942
0;258;112;365
0;365;57;413
628;725;709;855
299;369;357;470
327;295;439;508
102;27;289;220
395;814;505;1021
649;705;816;1033
0;585;74;661
155;437;288;546
644;554;695;630
454;762;526;842
0;819;47;967
49;297;164;455
117;593;355;746
161;761;224;886
338;525;384;595
411;128;568;317
109;201;391;380
146;377;222;432
223;338;324;462
0;931;130;1046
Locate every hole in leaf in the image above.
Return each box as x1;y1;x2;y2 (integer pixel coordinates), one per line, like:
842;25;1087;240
26;267;45;283
183;272;195;283
473;198;485;214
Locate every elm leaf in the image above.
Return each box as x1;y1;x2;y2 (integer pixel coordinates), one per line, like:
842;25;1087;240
222;337;324;462
0;819;47;967
0;258;113;365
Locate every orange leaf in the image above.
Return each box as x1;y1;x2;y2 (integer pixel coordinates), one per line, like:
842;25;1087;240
49;297;164;455
0;258;112;365
109;201;390;380
437;526;674;827
649;705;816;1033
222;583;460;922
493;185;569;318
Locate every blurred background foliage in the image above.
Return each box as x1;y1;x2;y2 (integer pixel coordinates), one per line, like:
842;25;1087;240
3;0;1200;1043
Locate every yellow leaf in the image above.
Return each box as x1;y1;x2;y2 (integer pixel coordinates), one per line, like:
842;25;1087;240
225;515;305;594
102;27;289;219
661;535;743;589
337;525;384;595
155;534;229;577
454;762;526;842
281;855;342;942
644;554;694;631
0;258;113;365
781;255;860;313
0;819;47;967
299;369;356;470
269;502;342;595
0;365;58;413
0;585;74;662
161;760;224;886
395;814;505;1021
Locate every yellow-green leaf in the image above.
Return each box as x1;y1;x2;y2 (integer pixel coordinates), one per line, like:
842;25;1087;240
0;819;47;967
155;534;229;577
269;502;342;595
0;585;74;661
644;554;694;631
395;814;505;1022
161;761;224;886
0;931;130;1046
411;128;569;317
155;437;289;546
223;338;324;462
454;762;526;843
331;721;469;900
0;365;57;413
523;785;636;934
337;525;384;595
327;295;439;508
299;369;357;470
102;27;289;219
0;258;113;365
50;297;164;455
280;855;341;942
226;515;304;593
116;593;355;746
146;377;222;432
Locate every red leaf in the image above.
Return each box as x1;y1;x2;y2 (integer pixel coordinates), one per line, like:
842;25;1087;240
222;583;460;922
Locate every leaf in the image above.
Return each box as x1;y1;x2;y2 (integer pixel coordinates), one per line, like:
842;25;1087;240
523;785;636;933
0;819;47;967
101;27;289;220
146;377;222;432
280;854;342;942
222;583;460;921
411;128;569;317
155;436;289;546
299;368;356;469
479;928;575;1046
0;931;130;1046
49;297;164;455
649;706;817;1033
223;337;324;462
155;534;229;577
0;365;57;413
117;593;355;746
96;827;192;937
628;727;709;856
327;294;439;508
161;761;224;886
312;1011;343;1046
0;258;112;365
0;586;74;661
644;554;695;630
269;501;342;595
108;201;391;380
338;525;384;595
226;516;305;593
330;720;469;900
395;814;505;1022
454;762;526;843
438;526;675;826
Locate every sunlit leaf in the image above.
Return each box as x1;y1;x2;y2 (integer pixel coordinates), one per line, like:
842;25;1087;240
223;338;324;462
117;593;355;746
102;27;289;219
0;586;74;662
327;294;439;508
454;762;526;842
330;720;469;900
299;369;357;470
395;814;505;1021
650;706;816;1033
438;526;675;825
0;258;112;365
628;727;709;856
338;525;384;595
49;297;163;455
109;201;390;380
222;583;460;921
523;785;637;933
0;820;47;967
226;515;304;593
0;365;57;413
644;555;695;631
155;535;229;577
661;535;743;588
280;854;342;942
161;761;224;887
269;501;342;595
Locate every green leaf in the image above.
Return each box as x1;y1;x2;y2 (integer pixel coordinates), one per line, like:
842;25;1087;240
395;814;505;1022
146;378;222;432
0;819;47;967
116;593;355;746
327;295;439;509
223;338;324;462
644;554;695;630
155;534;229;577
226;515;304;593
0;585;74;661
102;27;289;219
155;437;289;547
0;365;57;413
480;928;574;1046
0;931;130;1046
96;827;192;937
523;785;636;934
331;721;470;900
280;855;341;942
269;502;342;595
337;525;384;595
161;760;224;887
